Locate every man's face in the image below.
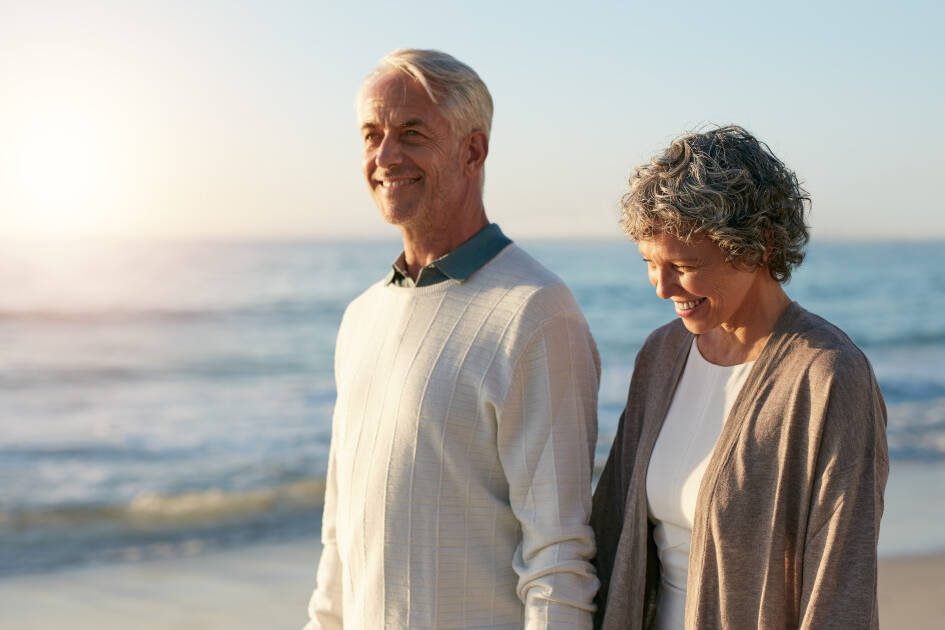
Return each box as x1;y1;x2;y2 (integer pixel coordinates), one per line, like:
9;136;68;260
357;71;468;229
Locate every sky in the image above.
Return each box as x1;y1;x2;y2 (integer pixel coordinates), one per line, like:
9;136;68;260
1;0;943;241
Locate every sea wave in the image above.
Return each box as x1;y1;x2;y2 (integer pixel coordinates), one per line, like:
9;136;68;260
887;399;945;461
0;444;175;462
856;329;945;349
0;300;343;325
0;359;322;388
0;478;326;535
881;380;945;404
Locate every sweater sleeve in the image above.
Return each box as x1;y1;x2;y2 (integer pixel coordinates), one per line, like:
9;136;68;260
304;440;344;630
799;353;889;629
589;400;629;625
496;312;601;630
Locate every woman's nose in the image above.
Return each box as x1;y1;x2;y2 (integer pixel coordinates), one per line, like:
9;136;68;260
651;267;675;300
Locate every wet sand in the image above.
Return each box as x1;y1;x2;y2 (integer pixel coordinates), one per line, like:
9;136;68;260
877;552;945;628
1;539;942;629
0;541;320;630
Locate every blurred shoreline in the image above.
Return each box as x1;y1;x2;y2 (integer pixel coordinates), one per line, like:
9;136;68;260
1;460;943;627
0;537;941;629
3;239;944;627
4;458;943;579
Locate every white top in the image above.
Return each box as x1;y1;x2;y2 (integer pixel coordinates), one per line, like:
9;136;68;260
305;244;601;630
646;338;754;630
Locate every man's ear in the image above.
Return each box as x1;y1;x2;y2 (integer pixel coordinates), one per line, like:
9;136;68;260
464;130;488;174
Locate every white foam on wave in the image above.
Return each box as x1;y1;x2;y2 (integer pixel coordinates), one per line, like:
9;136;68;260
0;478;326;534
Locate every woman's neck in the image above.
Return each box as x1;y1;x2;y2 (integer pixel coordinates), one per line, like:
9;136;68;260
697;281;791;366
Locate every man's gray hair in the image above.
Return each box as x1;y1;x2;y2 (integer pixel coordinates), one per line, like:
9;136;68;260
365;48;493;138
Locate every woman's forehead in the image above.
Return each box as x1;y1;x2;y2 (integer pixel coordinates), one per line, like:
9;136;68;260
638;233;717;258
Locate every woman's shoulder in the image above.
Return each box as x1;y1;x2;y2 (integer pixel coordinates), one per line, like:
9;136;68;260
774;304;888;464
771;303;880;395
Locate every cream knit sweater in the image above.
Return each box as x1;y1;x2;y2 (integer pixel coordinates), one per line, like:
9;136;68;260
306;244;600;629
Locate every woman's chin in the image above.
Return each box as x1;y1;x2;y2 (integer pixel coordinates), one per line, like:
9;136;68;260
677;316;710;335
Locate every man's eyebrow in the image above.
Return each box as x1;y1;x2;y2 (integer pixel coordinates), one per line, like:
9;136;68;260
360;118;427;132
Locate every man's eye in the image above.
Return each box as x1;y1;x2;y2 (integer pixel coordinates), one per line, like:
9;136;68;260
364;132;381;143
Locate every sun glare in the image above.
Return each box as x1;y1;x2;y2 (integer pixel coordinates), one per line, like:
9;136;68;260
1;91;125;238
17;112;99;206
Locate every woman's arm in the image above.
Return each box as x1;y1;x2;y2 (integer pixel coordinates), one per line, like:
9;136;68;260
800;353;889;628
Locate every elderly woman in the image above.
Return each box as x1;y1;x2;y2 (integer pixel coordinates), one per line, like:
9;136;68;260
591;126;888;629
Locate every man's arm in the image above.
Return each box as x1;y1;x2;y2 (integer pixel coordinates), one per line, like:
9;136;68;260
496;311;600;630
303;442;344;630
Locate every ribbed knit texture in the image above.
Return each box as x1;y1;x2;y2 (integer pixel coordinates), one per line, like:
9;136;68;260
306;244;600;629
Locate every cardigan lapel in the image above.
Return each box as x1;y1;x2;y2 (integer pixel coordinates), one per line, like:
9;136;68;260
609;324;692;630
685;302;805;623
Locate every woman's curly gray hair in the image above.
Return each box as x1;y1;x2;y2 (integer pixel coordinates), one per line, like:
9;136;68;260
621;125;810;282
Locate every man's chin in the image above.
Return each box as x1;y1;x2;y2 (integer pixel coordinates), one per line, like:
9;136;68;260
376;203;420;227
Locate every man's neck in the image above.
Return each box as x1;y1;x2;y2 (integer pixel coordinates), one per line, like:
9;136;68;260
399;207;489;280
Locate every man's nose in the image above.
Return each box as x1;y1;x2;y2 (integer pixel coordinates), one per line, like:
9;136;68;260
375;135;402;168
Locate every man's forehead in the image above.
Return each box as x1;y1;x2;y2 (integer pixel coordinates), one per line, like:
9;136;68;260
357;71;442;126
358;106;433;130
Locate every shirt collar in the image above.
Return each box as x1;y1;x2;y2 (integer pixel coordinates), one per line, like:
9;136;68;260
385;223;512;287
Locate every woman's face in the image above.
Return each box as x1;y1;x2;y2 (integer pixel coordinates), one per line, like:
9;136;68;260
638;233;766;335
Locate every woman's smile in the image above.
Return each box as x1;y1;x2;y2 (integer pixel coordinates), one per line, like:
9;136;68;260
673;297;706;315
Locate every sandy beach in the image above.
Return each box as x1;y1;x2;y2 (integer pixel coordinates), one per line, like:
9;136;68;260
1;538;942;629
0;540;322;630
879;553;945;628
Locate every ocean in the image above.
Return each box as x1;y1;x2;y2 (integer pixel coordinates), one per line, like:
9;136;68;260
2;238;944;576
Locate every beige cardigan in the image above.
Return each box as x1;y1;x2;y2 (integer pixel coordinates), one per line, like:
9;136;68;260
591;302;888;629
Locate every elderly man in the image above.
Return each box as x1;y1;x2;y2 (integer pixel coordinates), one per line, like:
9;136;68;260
304;48;599;629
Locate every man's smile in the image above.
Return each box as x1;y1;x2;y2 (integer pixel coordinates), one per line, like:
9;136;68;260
375;176;421;188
